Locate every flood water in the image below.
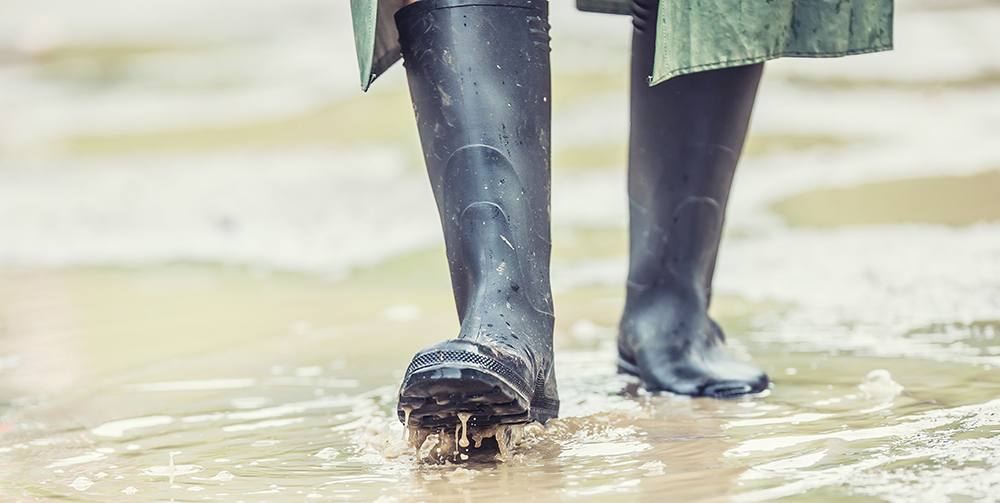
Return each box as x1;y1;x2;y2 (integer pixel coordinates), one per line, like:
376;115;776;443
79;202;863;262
2;263;1000;502
3;0;1000;501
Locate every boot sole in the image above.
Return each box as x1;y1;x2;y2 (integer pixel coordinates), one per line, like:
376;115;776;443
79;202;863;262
398;350;558;429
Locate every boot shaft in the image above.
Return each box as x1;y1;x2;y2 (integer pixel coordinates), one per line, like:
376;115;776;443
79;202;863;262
396;0;554;320
395;0;551;208
394;0;560;427
626;0;762;298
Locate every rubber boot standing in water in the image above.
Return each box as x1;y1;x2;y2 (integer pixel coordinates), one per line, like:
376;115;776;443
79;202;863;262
615;0;768;397
348;0;892;429
393;0;560;429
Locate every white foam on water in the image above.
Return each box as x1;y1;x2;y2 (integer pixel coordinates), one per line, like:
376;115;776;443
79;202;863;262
230;396;271;409
726;413;834;429
740;450;830;481
561;478;641;499
142;465;203;477
558;441;652;458
124;378;256;392
858;370;904;401
0;147;439;279
639;460;666;476
47;451;106;468
192;470;235;482
68;477;94;491
225;395;357;421
733;397;1000;501
221;417;305;432
209;470;234;482
182;413;226;424
91;415;174;438
312;447;339;460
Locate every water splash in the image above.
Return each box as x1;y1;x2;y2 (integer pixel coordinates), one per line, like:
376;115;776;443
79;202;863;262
858;369;904;401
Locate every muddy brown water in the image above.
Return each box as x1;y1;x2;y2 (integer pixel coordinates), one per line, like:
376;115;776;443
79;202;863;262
1;256;998;502
3;1;1000;500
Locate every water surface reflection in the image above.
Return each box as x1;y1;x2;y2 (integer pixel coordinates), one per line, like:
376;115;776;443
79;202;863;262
1;266;998;502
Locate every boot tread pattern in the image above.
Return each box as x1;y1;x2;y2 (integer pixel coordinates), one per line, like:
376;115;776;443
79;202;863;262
399;349;559;428
404;349;533;399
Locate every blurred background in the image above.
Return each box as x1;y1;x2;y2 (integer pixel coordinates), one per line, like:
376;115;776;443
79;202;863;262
2;0;1000;501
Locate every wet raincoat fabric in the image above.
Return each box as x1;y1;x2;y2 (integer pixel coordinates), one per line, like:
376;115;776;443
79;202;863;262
350;0;893;91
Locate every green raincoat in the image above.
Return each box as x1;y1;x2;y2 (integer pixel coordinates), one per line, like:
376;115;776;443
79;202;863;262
350;0;893;91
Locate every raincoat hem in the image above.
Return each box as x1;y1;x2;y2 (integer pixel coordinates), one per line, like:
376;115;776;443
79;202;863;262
650;44;894;86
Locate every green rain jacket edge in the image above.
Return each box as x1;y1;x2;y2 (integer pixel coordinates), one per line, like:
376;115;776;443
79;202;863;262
350;0;893;91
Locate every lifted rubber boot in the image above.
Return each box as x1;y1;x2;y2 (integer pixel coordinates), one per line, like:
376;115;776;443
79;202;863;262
617;0;769;398
394;0;558;429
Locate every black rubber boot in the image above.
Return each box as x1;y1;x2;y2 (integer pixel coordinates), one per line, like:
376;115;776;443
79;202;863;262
617;0;769;397
394;0;558;429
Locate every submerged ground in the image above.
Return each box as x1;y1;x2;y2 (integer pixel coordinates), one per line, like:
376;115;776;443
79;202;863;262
2;0;1000;501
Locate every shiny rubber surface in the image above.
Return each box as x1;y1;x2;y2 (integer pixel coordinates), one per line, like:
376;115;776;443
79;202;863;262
618;0;768;397
395;0;559;426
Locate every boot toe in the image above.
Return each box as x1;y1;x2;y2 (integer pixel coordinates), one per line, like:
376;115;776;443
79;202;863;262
699;372;769;398
397;339;556;428
619;336;770;398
